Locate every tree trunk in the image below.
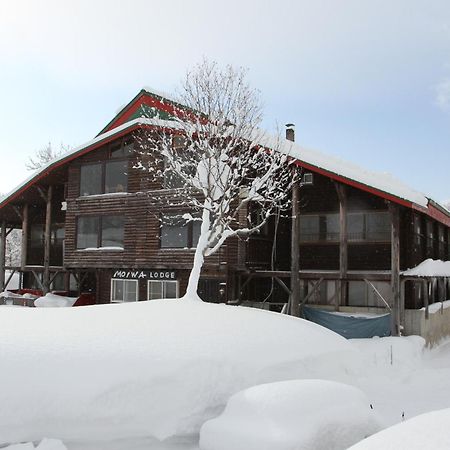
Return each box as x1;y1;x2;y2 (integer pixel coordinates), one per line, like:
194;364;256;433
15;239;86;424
183;200;211;301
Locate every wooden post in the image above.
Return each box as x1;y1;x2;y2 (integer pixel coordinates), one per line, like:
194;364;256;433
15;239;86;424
21;203;29;270
0;221;6;291
286;124;300;317
336;183;348;309
389;202;401;335
43;185;53;294
290;178;300;317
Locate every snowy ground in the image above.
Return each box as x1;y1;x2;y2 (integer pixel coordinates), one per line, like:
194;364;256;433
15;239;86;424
1;300;450;449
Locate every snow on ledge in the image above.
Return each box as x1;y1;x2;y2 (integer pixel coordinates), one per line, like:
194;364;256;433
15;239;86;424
402;259;450;277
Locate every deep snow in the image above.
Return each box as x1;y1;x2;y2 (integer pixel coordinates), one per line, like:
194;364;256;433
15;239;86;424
2;300;450;449
0;299;356;447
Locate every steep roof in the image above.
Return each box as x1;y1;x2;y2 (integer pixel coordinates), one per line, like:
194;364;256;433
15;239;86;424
1;89;449;226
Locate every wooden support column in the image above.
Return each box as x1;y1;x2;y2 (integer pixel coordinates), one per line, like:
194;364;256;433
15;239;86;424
290;176;300;316
43;185;53;294
287;124;300;317
335;183;348;309
21;204;29;270
0;221;6;291
389;202;401;335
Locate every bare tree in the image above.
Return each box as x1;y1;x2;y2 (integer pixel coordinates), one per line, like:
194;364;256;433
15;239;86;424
137;60;295;301
26;142;70;171
5;229;21;267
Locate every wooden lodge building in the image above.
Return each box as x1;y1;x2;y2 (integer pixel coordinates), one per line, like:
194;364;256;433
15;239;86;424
1;88;450;343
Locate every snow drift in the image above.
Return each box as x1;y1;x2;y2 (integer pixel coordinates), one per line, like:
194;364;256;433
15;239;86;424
0;300;357;445
348;407;450;450
199;379;381;450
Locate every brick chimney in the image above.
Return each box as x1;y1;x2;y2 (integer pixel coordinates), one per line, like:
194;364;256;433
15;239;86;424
285;123;295;142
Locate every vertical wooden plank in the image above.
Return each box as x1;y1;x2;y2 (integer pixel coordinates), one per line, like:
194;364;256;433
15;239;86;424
43;185;53;293
0;221;6;291
335;183;348;309
21;203;28;270
390;202;401;335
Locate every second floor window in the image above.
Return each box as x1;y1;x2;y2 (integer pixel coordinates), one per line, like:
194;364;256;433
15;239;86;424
80;160;128;196
160;213;201;248
77;216;124;249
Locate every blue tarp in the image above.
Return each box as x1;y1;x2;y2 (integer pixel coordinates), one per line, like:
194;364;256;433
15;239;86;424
302;306;391;339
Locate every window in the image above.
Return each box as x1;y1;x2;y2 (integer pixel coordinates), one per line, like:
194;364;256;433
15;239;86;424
347;281;391;308
111;279;138;302
300;211;390;243
325;214;339;241
160;213;201;248
348;213;364;241
77;216;124;249
80;164;102;196
300;216;320;242
366;212;390;241
147;280;179;300
79;138;131;196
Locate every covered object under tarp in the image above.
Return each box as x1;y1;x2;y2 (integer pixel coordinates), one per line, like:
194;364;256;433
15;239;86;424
303;306;391;339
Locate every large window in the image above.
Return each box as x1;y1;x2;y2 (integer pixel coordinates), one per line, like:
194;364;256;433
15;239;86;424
147;280;179;300
111;279;138;302
300;211;390;243
160;213;201;248
79;138;131;196
77;216;124;249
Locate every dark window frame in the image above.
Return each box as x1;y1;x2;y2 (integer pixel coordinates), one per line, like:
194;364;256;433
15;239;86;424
76;215;125;250
159;212;201;249
79;138;132;196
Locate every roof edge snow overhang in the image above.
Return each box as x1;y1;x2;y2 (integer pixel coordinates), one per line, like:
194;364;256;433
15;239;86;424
1;119;450;227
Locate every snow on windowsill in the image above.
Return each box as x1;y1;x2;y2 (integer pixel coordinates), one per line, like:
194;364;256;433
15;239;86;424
77;247;124;252
77;192;131;199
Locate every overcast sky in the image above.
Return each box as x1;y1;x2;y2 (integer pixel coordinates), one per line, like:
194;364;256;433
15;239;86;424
1;0;450;201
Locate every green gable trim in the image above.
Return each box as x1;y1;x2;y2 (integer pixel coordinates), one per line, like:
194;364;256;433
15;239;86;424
129;104;176;122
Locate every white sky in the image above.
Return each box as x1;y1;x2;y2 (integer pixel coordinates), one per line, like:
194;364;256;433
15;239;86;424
0;0;450;201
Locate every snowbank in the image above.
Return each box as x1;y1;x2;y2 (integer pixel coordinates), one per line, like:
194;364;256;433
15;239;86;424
402;259;450;277
5;439;67;449
34;293;78;308
0;300;358;445
348;408;450;449
199;379;381;450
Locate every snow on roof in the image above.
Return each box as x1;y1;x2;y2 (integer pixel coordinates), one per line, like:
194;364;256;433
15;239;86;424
402;259;450;277
0;114;442;217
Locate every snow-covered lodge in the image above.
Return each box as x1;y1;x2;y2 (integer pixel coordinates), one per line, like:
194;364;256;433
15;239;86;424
1;89;450;343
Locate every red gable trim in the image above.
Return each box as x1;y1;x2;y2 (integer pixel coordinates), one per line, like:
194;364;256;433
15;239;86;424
102;91;192;135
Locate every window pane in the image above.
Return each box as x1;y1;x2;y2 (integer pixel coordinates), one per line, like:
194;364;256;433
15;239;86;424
80;164;102;196
111;140;134;158
164;281;178;298
348;214;364;241
348;281;366;306
366;212;390;241
300;216;320;242
148;281;163;300
112;279;124;302
105;160;127;193
161;214;188;248
77;217;99;249
192;221;201;247
124;280;137;302
101;216;124;248
325;214;339;241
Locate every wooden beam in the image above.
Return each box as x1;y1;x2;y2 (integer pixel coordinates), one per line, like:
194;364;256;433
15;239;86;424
335;183;348;308
0;221;6;291
290;177;301;317
20;204;28;270
43;186;53;294
390;202;401;335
